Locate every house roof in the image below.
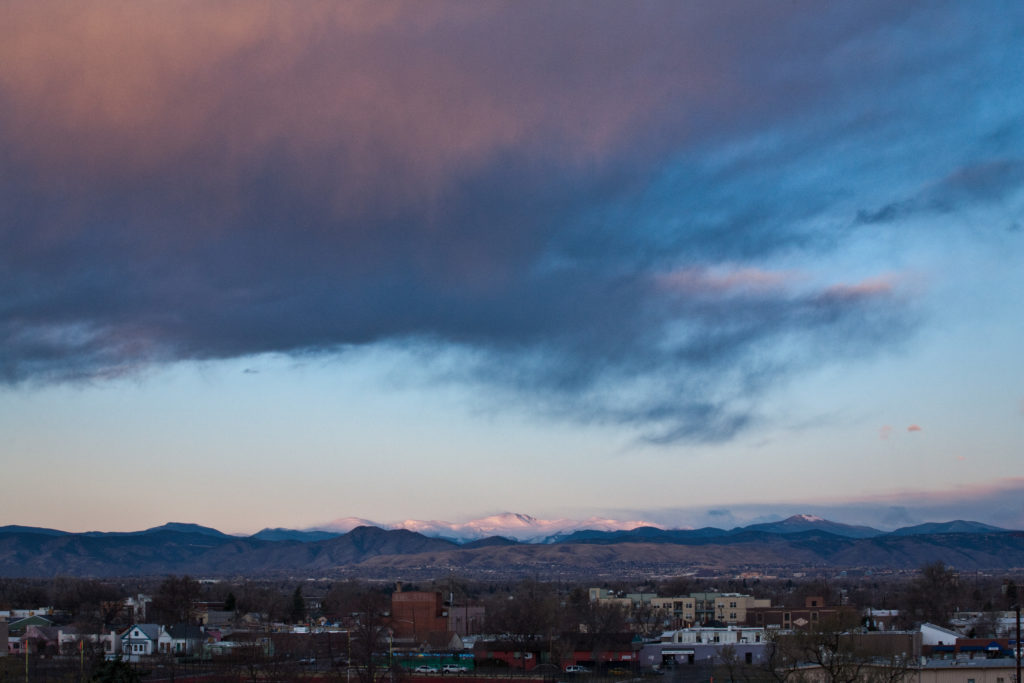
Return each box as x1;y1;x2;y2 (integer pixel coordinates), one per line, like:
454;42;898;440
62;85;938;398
920;623;961;638
123;624;161;641
167;624;204;640
7;615;53;632
24;625;59;641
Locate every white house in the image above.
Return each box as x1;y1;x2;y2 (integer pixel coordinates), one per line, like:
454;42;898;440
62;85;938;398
121;624;165;661
158;624;205;656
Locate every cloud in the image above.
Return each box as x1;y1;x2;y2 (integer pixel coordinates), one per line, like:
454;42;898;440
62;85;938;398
626;478;1024;530
1;1;1019;442
907;424;922;432
880;425;893;440
854;160;1024;227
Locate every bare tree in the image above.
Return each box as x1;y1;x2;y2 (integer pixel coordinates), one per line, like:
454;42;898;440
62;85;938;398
767;615;913;683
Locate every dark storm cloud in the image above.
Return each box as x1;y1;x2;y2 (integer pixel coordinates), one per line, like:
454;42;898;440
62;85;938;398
855;159;1024;226
1;1;1020;440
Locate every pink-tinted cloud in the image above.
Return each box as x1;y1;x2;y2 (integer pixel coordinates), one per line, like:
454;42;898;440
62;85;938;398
879;425;893;440
654;266;798;296
1;1;1007;447
853;477;1024;505
0;2;752;210
907;424;922;432
821;277;895;301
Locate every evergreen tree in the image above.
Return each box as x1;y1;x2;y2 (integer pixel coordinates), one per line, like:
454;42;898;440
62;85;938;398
291;585;306;623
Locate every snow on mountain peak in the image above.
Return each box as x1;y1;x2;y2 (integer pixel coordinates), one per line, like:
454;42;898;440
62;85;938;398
793;514;824;522
316;513;659;542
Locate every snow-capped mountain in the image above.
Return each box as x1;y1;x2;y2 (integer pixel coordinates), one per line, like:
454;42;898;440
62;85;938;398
315;512;656;542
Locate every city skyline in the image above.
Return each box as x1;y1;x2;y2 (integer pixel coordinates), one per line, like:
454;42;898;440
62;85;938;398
1;2;1022;536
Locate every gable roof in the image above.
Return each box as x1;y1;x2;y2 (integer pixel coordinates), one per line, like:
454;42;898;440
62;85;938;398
167;624;204;640
7;615;53;632
123;624;161;641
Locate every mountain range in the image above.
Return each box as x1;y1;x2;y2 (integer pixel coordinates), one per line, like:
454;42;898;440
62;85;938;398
266;512;1008;544
0;515;1020;578
303;512;660;543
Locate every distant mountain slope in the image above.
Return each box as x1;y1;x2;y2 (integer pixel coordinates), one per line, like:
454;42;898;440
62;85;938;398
251;528;342;542
550;526;729;544
0;525;69;536
0;525;458;577
2;519;1022;578
354;531;1024;576
461;536;520;549
742;515;883;538
888;520;1008;536
80;522;232;538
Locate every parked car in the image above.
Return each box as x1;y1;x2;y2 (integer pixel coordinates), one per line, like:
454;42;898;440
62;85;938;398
415;665;439;673
565;665;591;673
442;664;468;673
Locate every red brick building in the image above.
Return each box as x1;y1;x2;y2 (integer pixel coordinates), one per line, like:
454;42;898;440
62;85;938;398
745;597;856;629
390;590;449;645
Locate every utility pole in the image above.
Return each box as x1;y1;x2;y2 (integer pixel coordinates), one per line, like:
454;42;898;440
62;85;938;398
1015;603;1020;683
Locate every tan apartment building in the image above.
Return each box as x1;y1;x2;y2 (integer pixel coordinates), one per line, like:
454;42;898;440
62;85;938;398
589;589;770;627
647;593;769;626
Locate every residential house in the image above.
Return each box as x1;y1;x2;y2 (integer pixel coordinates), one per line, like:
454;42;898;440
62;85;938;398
121;624;165;661
124;594;152;622
159;624;205;656
6;615;54;635
21;625;59;655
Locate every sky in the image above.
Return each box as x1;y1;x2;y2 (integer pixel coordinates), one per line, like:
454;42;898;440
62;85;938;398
1;1;1022;535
